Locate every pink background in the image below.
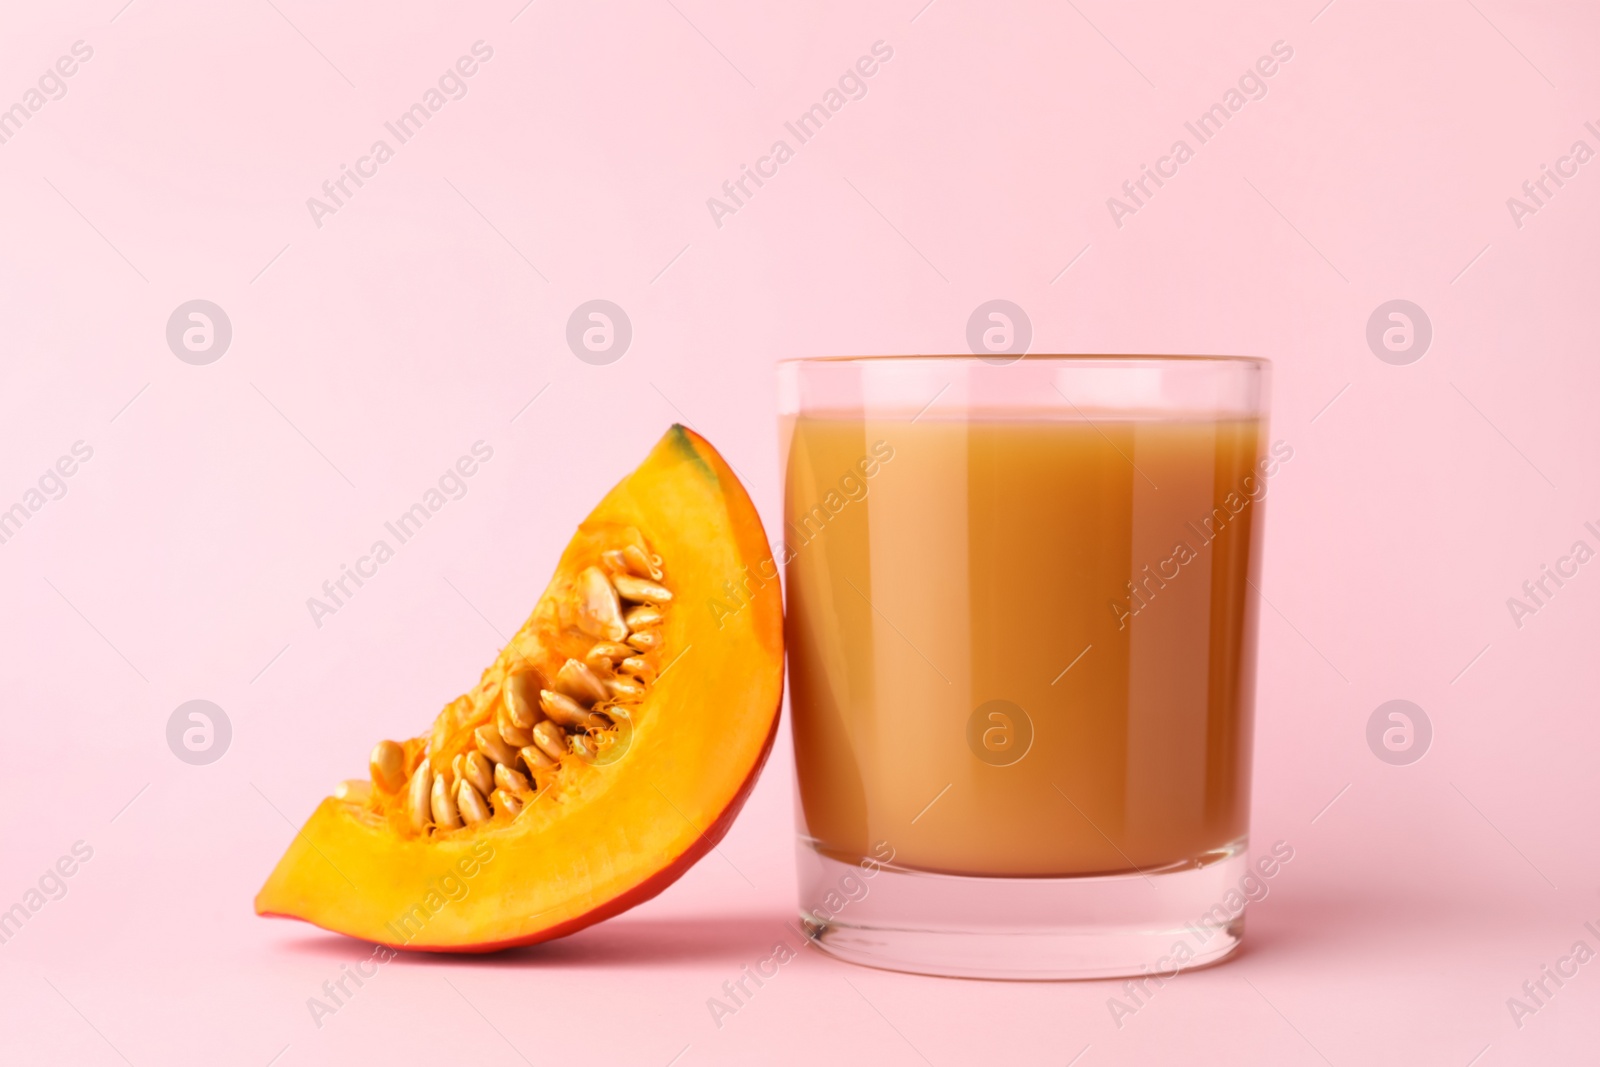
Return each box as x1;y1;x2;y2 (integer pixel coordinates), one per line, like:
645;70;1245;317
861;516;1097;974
2;0;1598;1063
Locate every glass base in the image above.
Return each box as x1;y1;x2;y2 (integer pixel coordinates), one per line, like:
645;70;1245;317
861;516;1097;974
796;842;1249;980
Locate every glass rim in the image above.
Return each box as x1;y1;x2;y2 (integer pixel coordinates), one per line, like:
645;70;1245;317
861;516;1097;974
778;353;1269;419
777;353;1269;368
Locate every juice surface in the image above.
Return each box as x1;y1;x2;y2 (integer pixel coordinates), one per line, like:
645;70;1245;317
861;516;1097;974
783;414;1271;877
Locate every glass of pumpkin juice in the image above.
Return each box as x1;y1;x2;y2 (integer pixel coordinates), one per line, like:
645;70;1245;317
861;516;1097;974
778;355;1275;979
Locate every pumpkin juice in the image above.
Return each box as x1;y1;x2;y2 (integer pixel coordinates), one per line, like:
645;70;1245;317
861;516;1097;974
783;414;1280;878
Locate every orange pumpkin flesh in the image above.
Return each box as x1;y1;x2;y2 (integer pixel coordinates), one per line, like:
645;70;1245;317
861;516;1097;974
255;426;783;951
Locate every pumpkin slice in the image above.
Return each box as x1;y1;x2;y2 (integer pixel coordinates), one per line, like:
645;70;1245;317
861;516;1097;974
255;426;783;951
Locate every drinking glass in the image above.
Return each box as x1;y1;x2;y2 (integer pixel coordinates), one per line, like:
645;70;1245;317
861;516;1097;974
778;355;1272;979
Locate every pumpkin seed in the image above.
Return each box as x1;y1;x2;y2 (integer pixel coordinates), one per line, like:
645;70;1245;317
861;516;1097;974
574;566;627;641
541;689;604;729
494;763;531;795
612;575;672;603
504;672;540;729
520;743;557;771
497;701;533;748
456;779;491;825
622;544;663;581
623;605;663;630
431;772;462;830
585;642;632;670
369;740;406;793
625;629;662;653
607;677;647;702
463;752;495;797
474;724;519;767
407;758;433;833
554;658;609;705
618;656;655;684
532;721;568;762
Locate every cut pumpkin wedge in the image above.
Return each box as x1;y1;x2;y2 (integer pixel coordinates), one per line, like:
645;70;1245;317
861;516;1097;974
255;426;783;951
